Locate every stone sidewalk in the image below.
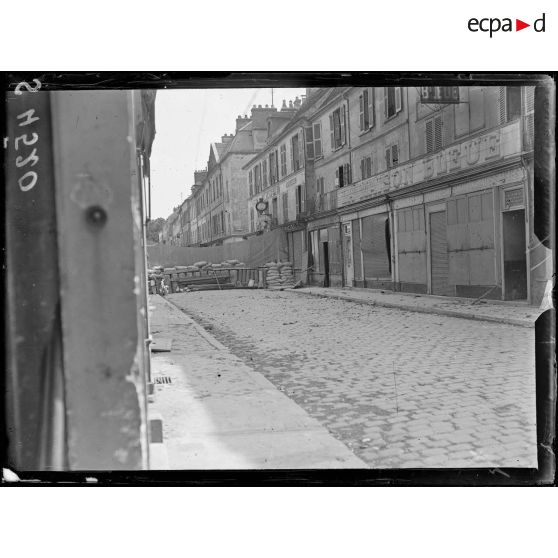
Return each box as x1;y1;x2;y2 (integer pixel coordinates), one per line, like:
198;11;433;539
287;286;541;327
147;295;367;469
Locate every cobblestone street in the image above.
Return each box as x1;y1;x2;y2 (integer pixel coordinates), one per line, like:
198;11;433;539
167;290;537;468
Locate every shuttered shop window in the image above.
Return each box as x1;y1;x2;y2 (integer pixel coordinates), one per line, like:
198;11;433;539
352;219;362;281
328;227;342;275
361;214;391;279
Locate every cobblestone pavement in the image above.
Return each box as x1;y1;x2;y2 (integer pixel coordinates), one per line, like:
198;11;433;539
167;290;537;468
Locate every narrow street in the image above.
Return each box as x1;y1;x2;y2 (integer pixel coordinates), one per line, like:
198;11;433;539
156;290;537;468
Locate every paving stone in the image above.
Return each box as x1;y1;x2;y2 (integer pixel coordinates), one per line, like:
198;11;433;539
166;290;537;468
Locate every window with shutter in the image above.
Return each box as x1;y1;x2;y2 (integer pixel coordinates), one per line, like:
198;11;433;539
359;94;364;131
313;122;322;158
434;115;442;150
392;144;398;166
426;120;433;153
368;88;375;127
338;165;345;188
395;87;402;112
340;105;346;144
305;126;314;160
280;144;287;177
282;192;289;222
262;160;267;188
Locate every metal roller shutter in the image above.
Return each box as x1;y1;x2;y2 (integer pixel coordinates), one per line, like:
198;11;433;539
430;211;452;295
361;214;390;279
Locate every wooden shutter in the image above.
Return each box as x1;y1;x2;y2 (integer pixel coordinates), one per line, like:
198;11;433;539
299;130;305;168
368;88;375;127
395;87;402;112
329;113;334;151
335;168;339;187
344;163;352;184
275;149;279;181
385;148;391;169
360;158;365;180
426;120;433;153
392;144;398;165
499;86;506;124
340;105;347;144
313;122;322;157
359;93;365;131
384;87;388;119
305;126;314;160
366;157;372;177
249;169;253;196
282;192;288;222
262;159;267;187
434;115;442;150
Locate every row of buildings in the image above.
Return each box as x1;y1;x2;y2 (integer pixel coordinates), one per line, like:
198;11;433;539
161;85;547;304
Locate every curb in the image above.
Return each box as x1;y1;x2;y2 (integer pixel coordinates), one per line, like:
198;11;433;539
287;289;536;328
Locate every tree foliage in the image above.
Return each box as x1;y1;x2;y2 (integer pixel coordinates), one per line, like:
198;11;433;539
146;217;166;243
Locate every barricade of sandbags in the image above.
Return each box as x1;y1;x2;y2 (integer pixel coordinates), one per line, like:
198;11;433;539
279;261;295;287
265;261;282;288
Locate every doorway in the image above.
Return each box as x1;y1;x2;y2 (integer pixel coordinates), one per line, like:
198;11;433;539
322;241;330;287
502;209;527;300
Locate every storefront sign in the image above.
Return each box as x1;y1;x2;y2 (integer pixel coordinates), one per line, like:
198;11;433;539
338;121;521;208
420;86;460;104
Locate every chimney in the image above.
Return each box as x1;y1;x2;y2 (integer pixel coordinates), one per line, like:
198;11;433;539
194;169;207;185
281;99;287;109
221;133;233;144
236;114;251;132
294;96;301;109
250;104;278;129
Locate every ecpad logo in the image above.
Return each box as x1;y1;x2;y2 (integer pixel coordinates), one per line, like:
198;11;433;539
468;13;546;37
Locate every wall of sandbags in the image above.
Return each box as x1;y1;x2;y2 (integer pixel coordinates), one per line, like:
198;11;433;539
264;261;296;288
147;228;289;269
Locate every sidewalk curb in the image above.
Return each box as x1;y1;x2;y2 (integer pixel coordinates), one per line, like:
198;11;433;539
286;289;536;328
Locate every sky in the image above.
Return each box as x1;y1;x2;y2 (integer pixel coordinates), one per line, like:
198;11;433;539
150;88;306;219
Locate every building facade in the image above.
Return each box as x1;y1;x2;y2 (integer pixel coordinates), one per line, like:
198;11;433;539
163;85;546;305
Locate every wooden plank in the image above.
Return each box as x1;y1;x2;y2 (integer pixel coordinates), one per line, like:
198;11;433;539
51;91;149;470
151;338;173;352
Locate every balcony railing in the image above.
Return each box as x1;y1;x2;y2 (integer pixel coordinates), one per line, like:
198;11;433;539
305;190;338;216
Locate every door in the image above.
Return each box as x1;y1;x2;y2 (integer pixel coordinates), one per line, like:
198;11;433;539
322;241;330;287
502;209;527;300
429;211;452;295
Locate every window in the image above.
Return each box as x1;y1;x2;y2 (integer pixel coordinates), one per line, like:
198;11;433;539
255;164;262;193
296;185;303;215
280;144;287;176
329;106;347;150
262;160;268;188
269;150;279;184
313;122;322;158
335;163;352;188
316;177;325;196
385;87;402;119
501;86;522;123
250;208;254;232
359;88;374;131
249;169;253;197
305;126;314;160
272;197;278;219
360;156;372;180
426;115;443;153
291;133;302;171
282;192;289;222
385;144;399;169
